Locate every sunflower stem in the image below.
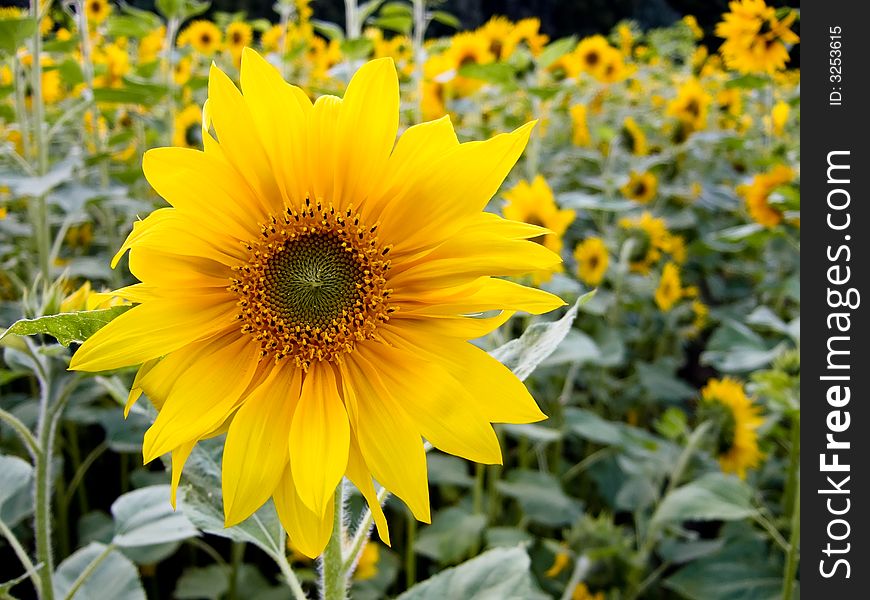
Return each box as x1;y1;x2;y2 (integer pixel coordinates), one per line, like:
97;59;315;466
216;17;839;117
411;0;426;123
781;478;800;600
321;489;348;600
29;0;51;288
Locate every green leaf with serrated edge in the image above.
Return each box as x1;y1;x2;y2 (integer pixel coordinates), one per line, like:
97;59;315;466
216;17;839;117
652;473;757;524
1;306;132;347
111;485;198;547
397;547;545;600
53;542;146;600
489;291;593;381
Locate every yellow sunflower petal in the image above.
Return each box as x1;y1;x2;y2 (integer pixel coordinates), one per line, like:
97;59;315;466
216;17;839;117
334;57;399;210
342;352;430;522
124;358;159;417
307;95;342;204
346;432;390;546
223;365;302;526
170;440;196;509
289;364;350;517
69;294;237;372
240;48;310;205
142;334;261;462
273;463;335;558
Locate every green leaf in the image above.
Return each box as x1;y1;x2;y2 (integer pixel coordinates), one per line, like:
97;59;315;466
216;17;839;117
1;306;133;347
93;80;168;105
0;454;34;527
725;75;769;89
489;292;592;381
701;320;785;372
111;485;198;547
541;329;601;367
564;407;625;446
430;10;461;29
559;192;635;212
341;38;374;60
653;473;758;525
371;15;412;34
174;565;229;600
176;441;285;561
536;36;577;69
358;0;385;24
415;507;487;565
636;361;697;402
427;453;474;488
398;547;543;600
53;542;146;600
457;62;517;86
496;470;581;527
0;17;36;56
311;19;345;41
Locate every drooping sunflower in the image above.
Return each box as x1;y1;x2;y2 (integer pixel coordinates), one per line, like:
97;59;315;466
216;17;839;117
573;237;609;287
739;164;794;227
700;378;764;479
654;262;683;311
70;51;563;558
621;171;658;204
180;20;223;55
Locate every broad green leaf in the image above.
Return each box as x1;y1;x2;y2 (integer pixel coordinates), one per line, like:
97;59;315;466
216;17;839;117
111;485;198;547
0;454;33;527
311;19;345;41
484;527;533;549
53;542;146;600
536;36;577;69
93;80;168;105
636;361;697;402
725;74;769;89
427;453;474;488
371;15;412;34
398;547;544;600
0;17;36;56
496;470;581;527
489;292;593;381
341;38;374;60
559;192;636;212
542;329;601;367
1;306;133;347
430;10;461;29
174;565;229;600
415;507;486;565
564;407;625;446
653;473;757;524
458;62;517;86
176;441;285;560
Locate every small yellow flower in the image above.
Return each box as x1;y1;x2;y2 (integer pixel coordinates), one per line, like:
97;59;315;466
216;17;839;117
545;548;571;577
771;100;790;135
619;211;668;274
621;171;657;204
701;378;764;478
667;78;712;133
654;262;683;311
173;104;203;149
354;543;380;581
572;582;605;600
139;26;166;64
573;237;609;286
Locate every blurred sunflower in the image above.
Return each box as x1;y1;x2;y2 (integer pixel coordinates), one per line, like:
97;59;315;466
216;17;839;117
225;22;253;65
575;35;611;77
573;237;609;286
621;171;657;204
654;262;682;311
502;176;575;283
172;104;203;149
505;17;548;57
667;78;711;134
739;164;794;227
354;543;380;581
682;15;704;40
619;211;668;273
572;583;605;600
180;20;222;55
85;0;112;24
701;378;764;478
621;117;647;156
716;0;799;74
139;26;166;64
478;15;514;60
770;100;790;136
70;51;563;558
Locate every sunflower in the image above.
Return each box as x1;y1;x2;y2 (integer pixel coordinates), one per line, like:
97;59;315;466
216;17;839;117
621;116;648;155
666;78;712;134
573;237;608;286
618;211;668;274
701;378;764;479
715;0;799;74
502;175;576;283
504;18;549;57
353;543;380;581
569;104;590;147
739;164;793;227
172;104;203;149
770;100;789;136
654;262;682;311
139;26;166;64
85;0;112;24
478;16;514;60
70;51;563;558
225;22;253;65
93;42;130;89
180;20;222;55
621;171;657;204
575;35;611;76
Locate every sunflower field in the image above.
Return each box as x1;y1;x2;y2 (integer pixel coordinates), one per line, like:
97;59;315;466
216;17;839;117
0;1;800;599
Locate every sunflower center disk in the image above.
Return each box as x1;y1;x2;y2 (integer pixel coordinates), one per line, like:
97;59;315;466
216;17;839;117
230;201;393;369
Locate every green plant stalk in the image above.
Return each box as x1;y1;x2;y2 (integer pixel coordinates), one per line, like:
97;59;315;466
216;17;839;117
558;555;590;600
782;412;799;519
411;0;426;123
781;479;800;600
341;486;390;576
29;0;51;286
274;548;309;600
34;374;57;600
0;519;42;596
0;406;40;460
321;490;348;600
161;17;180;147
74;0;109;187
12;55;32;162
344;0;361;39
405;512;417;589
228;541;246;600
